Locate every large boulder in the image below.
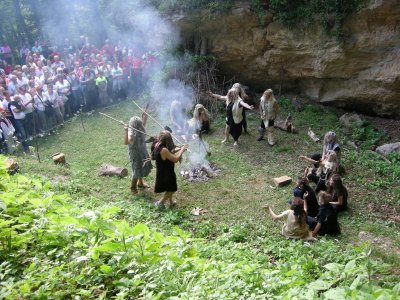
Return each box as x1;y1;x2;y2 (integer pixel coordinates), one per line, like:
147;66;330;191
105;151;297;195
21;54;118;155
339;113;363;128
376;142;400;156
174;0;400;117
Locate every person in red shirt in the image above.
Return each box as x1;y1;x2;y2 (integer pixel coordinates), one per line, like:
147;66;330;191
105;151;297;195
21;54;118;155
132;52;143;93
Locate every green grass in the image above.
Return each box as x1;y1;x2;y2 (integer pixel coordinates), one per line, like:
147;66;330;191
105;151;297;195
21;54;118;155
14;97;400;269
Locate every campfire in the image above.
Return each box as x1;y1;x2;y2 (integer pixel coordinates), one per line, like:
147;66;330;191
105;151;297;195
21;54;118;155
180;163;221;182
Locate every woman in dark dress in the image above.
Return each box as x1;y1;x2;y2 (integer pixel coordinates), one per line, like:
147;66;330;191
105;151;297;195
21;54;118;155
208;88;253;146
152;131;187;208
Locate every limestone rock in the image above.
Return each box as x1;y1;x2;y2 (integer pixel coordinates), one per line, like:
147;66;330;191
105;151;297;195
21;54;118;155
273;175;292;187
339;113;363;128
375;142;400;156
174;0;400;117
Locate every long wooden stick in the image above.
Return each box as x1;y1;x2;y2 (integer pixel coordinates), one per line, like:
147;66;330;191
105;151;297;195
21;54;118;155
132;100;183;144
98;112;153;138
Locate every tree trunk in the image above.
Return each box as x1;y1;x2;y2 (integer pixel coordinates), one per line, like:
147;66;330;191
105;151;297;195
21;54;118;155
13;0;33;45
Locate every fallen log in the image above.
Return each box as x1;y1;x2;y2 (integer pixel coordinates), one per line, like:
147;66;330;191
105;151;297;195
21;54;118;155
98;164;128;178
308;128;320;142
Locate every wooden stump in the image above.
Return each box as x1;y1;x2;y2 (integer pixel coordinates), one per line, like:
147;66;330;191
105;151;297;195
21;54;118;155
5;158;19;174
98;164;128;178
52;152;66;165
273;175;292;187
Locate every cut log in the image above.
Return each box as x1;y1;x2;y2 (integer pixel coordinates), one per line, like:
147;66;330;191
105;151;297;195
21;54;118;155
308;128;320;142
52;152;66;165
98;164;128;178
274;122;298;133
5;158;19;175
273;175;292;187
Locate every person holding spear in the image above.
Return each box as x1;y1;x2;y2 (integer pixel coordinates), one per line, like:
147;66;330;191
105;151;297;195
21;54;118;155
123;107;153;194
151;130;188;209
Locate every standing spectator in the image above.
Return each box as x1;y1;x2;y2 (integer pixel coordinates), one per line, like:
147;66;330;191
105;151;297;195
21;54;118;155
70;68;83;112
2;44;12;65
18;85;34;139
19;44;30;65
51;55;65;73
54;74;71;117
95;70;108;106
33;86;48;135
8;95;29;152
7;75;18;96
31;41;42;53
0;108;16;153
80;68;97;111
132;52;143;94
45;83;62;126
111;62;124;101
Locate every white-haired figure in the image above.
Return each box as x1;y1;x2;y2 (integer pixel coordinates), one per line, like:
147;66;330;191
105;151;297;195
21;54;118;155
232;83;249;134
124;115;152;194
188;103;210;134
258;89;279;146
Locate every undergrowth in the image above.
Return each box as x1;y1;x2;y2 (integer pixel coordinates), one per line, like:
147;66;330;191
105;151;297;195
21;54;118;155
0;156;399;299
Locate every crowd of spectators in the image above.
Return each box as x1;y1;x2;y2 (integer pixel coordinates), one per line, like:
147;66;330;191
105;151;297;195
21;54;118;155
0;37;159;154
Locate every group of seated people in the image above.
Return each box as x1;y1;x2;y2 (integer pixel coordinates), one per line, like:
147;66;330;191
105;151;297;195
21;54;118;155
263;131;347;240
0;37;160;154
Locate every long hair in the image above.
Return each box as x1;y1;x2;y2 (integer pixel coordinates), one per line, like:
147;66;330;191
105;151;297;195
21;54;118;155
227;88;239;103
154;130;175;152
128;116;145;141
290;197;307;225
193;103;208;120
327;174;347;198
263;89;276;102
232;82;248;100
323;131;337;145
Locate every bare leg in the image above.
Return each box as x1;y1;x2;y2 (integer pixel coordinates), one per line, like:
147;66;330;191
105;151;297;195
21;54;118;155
131;178;138;194
222;125;230;143
137;178;149;188
159;191;174;206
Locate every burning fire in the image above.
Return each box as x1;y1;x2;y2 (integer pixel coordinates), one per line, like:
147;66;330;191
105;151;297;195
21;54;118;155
180;163;221;182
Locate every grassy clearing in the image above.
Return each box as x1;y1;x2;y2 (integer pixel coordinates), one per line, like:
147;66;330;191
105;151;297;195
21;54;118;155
15;97;400;271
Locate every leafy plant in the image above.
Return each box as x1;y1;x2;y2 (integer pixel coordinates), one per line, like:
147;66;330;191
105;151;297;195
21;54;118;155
269;0;366;41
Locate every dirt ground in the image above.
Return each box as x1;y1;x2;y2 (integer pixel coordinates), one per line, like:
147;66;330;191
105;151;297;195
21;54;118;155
363;115;400;142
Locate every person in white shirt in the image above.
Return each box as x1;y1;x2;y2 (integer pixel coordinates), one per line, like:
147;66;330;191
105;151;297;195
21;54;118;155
0;108;16;153
44;83;63;126
17;85;34;139
8;95;29;152
33;86;49;134
54;74;71;117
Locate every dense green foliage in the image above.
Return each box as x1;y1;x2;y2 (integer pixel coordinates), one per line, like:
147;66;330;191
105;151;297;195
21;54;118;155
149;0;235;14
269;0;366;39
1;155;399;298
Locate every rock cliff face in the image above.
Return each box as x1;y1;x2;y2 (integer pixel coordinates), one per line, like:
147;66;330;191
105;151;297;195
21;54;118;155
174;0;400;117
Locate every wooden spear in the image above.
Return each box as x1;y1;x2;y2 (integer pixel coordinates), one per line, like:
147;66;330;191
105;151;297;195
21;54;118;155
131;100;184;145
98;112;154;138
